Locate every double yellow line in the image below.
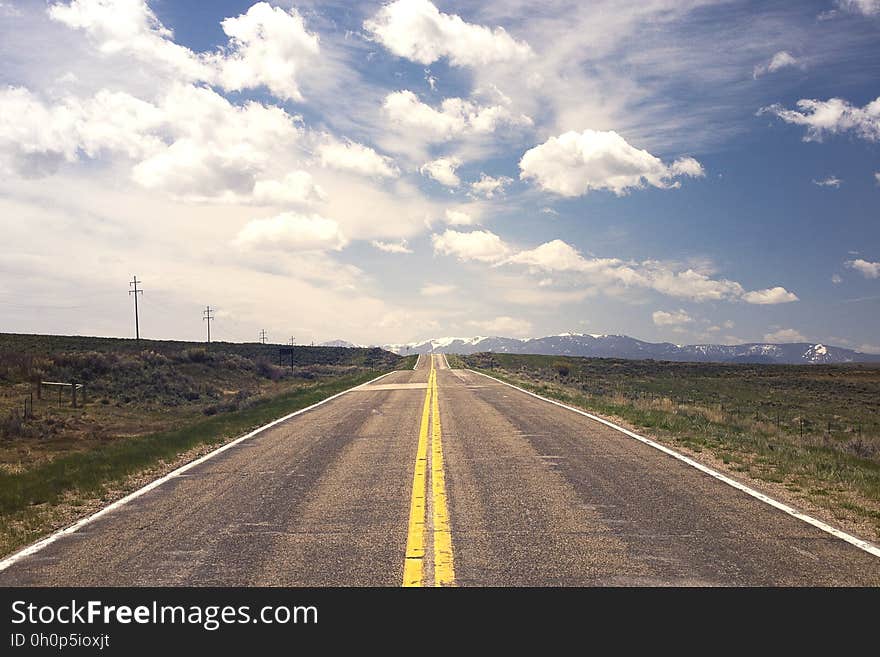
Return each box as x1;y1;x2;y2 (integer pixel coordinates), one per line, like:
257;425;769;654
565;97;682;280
403;355;455;587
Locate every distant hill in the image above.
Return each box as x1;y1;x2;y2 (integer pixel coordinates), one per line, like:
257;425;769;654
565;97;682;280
370;333;880;365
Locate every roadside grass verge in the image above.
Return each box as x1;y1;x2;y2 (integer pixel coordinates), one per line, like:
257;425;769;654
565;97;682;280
0;368;396;556
462;357;880;541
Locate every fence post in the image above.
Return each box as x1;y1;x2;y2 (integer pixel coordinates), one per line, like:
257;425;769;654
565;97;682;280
72;381;77;409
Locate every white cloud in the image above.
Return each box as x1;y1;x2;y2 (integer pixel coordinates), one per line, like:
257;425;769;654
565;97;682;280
129;84;302;201
832;273;843;284
760;96;880;142
420;156;461;187
497;238;797;304
753;51;800;79
252;171;325;206
431;229;510;263
213;3;319;102
383;90;532;142
234;212;347;251
468;315;532;337
469;173;512;198
48;0;208;81
763;328;807;343
0;83;303;200
420;283;456;296
874;172;880;185
813;176;842;188
836;0;880;16
652;309;694;326
444;209;475;226
0;86;163;176
741;287;800;304
519;130;704;197
372;239;413;254
846;258;880;278
49;1;320;101
859;343;880;354
318;138;398;178
364;0;531;67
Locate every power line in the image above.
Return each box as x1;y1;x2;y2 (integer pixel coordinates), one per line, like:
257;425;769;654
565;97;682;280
259;329;268;344
129;276;144;341
203;305;214;343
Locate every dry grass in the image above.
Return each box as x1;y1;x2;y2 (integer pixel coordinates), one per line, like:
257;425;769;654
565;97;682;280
460;353;880;540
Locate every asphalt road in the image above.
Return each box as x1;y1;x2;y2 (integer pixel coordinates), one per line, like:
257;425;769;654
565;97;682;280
2;354;878;586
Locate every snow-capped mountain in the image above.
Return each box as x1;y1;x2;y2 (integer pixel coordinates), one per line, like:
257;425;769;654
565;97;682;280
369;333;880;365
318;339;364;348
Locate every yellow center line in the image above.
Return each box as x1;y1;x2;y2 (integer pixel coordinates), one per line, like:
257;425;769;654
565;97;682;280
431;358;455;586
402;354;456;587
402;358;432;587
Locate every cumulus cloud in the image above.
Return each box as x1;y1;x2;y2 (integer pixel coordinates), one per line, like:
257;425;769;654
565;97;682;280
383;90;532;142
759;96;880;142
813;176;842;188
519;130;704;197
753;51;800;79
763;328;807;343
846;258;880;278
234;212;346;251
431;229;510;263
445;235;799;304
129;85;302;201
420;157;461;186
0;86;163;176
420;283;456;296
468;316;532;337
741;287;800;304
48;0;208;81
253;171;326;205
0;82;342;204
832;273;843;284
874;172;880;184
213;3;319;102
364;0;531;67
50;1;320;101
252;171;325;206
318;138;398;178
372;239;413;254
652;309;694;326
469;173;513;198
444;209;475;225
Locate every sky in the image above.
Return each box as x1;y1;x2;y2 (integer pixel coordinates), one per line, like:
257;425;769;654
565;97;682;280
0;0;878;349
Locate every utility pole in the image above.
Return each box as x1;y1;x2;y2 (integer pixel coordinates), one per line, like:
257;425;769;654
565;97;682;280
129;276;143;341
203;306;214;343
289;336;295;346
259;329;268;344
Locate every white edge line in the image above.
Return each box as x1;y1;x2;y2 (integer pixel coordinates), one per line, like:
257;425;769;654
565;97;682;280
0;369;398;573
413;353;420;370
469;369;880;559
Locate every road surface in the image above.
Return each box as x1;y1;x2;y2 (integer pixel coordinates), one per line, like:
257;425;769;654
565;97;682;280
1;354;878;586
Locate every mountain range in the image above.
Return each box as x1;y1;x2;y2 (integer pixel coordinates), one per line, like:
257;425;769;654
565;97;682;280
321;333;880;365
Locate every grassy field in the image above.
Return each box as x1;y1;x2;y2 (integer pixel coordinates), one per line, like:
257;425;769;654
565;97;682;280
0;333;412;555
455;352;880;541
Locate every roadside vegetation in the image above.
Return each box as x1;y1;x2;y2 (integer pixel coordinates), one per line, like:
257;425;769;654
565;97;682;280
0;333;412;555
459;352;880;541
